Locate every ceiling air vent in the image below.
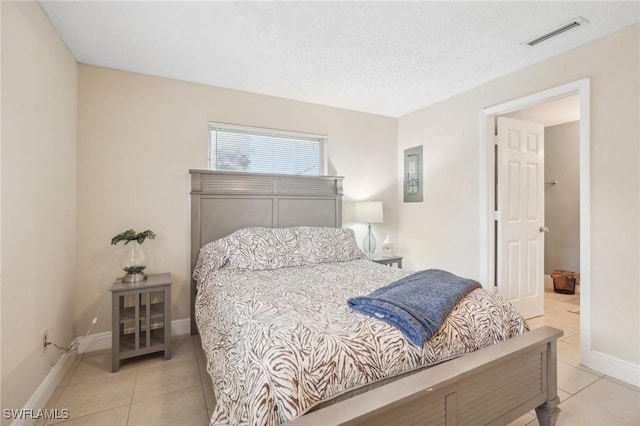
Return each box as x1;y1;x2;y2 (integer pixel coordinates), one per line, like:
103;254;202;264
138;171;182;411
525;17;588;46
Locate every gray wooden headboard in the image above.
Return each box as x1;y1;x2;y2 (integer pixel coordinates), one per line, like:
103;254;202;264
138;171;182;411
189;170;345;334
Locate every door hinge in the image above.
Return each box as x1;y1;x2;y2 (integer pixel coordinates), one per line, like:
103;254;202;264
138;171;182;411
493;210;500;221
494;135;499;146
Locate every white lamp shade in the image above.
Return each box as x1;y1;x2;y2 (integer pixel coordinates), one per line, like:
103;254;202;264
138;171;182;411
354;201;383;224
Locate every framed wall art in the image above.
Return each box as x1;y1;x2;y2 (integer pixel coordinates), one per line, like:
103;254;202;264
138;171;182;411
403;145;423;202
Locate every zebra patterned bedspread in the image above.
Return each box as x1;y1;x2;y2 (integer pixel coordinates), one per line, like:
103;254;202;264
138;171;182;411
195;259;527;425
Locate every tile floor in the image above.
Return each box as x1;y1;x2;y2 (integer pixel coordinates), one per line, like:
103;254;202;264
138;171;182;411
41;289;639;425
508;289;640;426
39;335;215;426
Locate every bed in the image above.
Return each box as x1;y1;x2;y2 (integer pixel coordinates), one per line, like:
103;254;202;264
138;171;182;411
190;170;562;426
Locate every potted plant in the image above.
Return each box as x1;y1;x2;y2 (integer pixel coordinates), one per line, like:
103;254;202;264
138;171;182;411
111;229;156;282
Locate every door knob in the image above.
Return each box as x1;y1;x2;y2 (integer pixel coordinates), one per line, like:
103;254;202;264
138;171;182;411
540;226;549;233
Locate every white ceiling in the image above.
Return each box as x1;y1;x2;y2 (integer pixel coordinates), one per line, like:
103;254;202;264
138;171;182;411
38;1;639;117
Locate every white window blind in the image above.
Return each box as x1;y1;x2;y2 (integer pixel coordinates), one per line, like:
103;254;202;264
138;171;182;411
208;123;327;176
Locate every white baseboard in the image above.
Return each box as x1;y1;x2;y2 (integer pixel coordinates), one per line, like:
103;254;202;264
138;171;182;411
12;318;192;425
10;347;78;426
77;318;191;354
584;350;640;388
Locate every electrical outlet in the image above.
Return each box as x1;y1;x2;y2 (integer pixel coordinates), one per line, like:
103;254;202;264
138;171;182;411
42;329;49;353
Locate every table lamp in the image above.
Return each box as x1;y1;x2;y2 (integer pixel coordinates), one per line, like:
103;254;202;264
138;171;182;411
354;201;383;257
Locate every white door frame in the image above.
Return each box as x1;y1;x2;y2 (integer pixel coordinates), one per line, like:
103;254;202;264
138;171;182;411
479;78;590;362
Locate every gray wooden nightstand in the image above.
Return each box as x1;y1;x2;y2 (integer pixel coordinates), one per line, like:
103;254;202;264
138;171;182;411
372;256;403;268
110;272;172;372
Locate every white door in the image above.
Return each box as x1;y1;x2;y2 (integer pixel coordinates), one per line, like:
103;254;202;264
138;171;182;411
496;117;545;319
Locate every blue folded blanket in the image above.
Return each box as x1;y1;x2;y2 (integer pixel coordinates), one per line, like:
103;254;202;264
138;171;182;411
347;269;481;346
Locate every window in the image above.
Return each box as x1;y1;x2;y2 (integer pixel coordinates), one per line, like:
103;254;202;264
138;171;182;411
208;123;327;176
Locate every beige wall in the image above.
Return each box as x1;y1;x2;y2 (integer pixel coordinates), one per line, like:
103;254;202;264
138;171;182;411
1;1;78;417
544;121;580;275
0;0;4;414
76;65;398;335
5;0;637;403
398;25;639;372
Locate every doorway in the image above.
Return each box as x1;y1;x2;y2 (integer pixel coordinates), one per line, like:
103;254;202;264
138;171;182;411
502;96;581;319
479;78;591;364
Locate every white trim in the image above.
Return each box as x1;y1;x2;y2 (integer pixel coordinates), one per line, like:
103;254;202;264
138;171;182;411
577;82;591;366
208;122;328;175
479;78;599;376
76;330;111;354
208;121;327;141
482;79;588;116
12;318;192;425
583;351;640;388
77;318;191;354
169;318;191;337
10;348;77;426
478;113;497;288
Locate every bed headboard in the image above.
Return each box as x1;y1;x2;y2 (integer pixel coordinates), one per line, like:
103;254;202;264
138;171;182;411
189;170;345;334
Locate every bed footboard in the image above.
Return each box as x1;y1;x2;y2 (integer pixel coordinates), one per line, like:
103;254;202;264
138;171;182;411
287;326;563;426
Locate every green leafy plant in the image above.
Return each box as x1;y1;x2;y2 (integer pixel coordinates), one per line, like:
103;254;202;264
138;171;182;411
111;229;156;246
124;265;146;274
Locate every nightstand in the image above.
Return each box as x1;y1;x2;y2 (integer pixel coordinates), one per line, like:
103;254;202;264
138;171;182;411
110;272;172;372
372;256;403;268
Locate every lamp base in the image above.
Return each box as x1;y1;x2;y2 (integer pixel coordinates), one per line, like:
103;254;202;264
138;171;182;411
362;224;377;257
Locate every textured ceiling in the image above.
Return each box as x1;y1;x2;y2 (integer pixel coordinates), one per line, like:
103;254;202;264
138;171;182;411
38;1;639;117
506;95;580;127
